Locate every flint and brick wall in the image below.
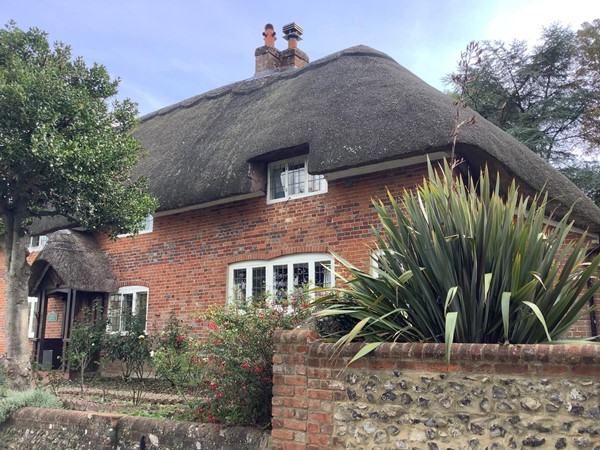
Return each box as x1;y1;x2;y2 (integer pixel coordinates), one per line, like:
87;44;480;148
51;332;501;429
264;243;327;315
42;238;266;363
271;330;600;450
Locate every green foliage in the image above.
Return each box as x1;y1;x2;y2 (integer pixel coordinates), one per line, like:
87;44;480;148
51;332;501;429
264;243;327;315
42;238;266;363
0;389;62;423
561;162;600;205
0;21;156;386
445;21;600;204
103;314;153;405
151;315;202;410
316;159;600;361
63;301;106;391
153;298;311;427
0;22;157;235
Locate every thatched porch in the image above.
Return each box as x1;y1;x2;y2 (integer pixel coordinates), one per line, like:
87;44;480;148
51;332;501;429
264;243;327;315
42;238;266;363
28;230;118;369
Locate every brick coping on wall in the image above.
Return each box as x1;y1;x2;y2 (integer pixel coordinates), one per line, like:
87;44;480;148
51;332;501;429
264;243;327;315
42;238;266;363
274;329;600;376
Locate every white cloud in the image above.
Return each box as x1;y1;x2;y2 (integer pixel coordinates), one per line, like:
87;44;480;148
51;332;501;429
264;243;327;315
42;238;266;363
485;0;600;44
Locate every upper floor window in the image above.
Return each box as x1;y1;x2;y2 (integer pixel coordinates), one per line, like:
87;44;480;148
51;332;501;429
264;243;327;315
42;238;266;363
229;253;334;304
267;157;327;203
28;235;48;252
107;286;148;333
117;215;154;238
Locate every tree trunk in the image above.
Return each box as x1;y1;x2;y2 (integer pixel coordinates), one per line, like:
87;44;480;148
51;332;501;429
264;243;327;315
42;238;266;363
2;214;32;390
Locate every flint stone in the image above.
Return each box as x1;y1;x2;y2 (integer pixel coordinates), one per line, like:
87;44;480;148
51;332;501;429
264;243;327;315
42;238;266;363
521;398;541;412
493;386;508;399
522;436;545;447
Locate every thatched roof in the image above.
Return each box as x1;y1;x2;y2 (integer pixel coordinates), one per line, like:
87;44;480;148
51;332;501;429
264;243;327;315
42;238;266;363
28;230;118;295
133;45;600;232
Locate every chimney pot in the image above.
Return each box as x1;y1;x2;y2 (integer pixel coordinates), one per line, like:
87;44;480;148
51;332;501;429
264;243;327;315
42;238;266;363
282;22;303;49
262;23;276;47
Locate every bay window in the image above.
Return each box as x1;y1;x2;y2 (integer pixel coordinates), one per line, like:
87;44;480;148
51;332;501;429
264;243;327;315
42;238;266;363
229;254;334;304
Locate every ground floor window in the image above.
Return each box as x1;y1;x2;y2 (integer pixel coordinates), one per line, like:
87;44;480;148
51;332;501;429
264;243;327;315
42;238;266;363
28;297;38;338
107;286;148;333
229;253;334;305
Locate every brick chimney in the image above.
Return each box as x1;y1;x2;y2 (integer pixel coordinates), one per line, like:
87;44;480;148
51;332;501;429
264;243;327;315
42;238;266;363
255;24;280;74
254;22;309;75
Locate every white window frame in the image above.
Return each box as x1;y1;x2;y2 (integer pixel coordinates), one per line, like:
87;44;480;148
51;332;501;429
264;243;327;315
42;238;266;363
28;235;48;252
267;156;327;203
107;286;149;334
228;253;334;303
117;215;154;238
28;297;38;338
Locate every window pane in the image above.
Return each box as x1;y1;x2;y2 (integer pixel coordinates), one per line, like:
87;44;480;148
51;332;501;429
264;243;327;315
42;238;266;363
308;174;325;193
252;267;266;299
122;293;134;332
270;163;286;199
28;297;38;338
108;294;121;332
142;215;154;232
293;263;309;288
287;161;306;195
315;261;331;288
273;264;288;300
233;269;247;301
136;292;148;331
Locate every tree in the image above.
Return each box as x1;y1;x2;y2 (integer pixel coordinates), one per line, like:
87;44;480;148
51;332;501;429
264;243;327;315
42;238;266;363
446;21;600;204
0;22;157;388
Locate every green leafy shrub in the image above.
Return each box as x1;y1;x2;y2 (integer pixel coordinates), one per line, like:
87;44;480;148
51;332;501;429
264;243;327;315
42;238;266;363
0;389;62;423
316;159;600;361
63;301;106;392
151;315;202;410
102;314;154;404
153;296;311;427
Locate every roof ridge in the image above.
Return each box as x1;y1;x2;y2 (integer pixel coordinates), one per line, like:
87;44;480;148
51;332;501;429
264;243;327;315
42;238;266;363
138;45;393;123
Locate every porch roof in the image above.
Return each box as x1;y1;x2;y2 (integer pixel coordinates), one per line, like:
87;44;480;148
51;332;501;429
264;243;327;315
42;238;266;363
28;230;119;296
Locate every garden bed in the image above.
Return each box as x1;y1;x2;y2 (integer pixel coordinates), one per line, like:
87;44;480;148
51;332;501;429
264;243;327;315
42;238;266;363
49;376;189;420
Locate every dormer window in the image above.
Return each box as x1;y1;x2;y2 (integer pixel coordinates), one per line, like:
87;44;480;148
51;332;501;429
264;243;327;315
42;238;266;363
267;156;327;203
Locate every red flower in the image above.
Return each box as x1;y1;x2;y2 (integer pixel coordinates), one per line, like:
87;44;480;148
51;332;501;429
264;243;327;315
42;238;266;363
176;335;186;342
207;321;218;331
216;392;223;400
210;383;218;391
206;416;218;424
253;366;262;373
240;362;251;369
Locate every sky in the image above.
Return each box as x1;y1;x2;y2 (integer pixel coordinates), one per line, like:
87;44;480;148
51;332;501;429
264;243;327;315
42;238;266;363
2;0;599;116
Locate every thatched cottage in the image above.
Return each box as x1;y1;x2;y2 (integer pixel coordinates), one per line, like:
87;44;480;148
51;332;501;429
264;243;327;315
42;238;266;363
3;23;599;368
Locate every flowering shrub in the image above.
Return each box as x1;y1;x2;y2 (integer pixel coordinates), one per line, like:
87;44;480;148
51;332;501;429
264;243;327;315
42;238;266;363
153;295;311;427
102;314;154;404
62;301;106;392
152;315;204;410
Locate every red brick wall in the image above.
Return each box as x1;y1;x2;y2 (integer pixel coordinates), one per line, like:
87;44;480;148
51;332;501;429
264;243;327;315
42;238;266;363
96;164;427;334
44;295;64;339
